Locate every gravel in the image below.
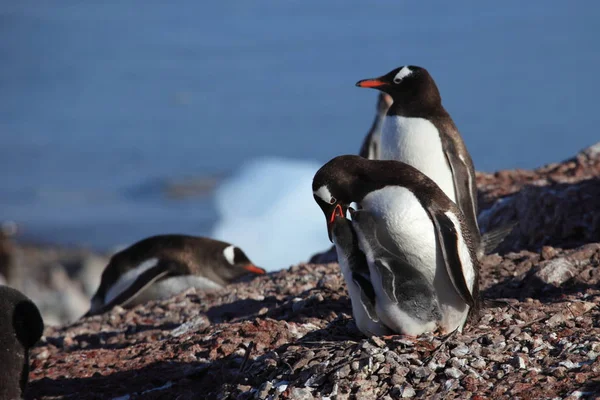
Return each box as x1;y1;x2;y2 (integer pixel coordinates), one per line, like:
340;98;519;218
22;143;600;399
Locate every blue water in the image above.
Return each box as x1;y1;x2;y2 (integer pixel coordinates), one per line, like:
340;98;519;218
1;1;599;263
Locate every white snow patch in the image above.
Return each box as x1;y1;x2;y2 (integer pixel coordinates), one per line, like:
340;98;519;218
211;157;330;272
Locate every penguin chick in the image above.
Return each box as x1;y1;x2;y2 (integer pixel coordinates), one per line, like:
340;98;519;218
350;209;442;336
330;214;391;336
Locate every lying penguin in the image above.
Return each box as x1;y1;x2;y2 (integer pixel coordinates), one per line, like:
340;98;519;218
313;155;480;336
0;285;44;400
86;235;265;316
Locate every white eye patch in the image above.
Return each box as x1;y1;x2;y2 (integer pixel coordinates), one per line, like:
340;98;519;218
393;66;412;83
313;185;334;203
223;245;236;265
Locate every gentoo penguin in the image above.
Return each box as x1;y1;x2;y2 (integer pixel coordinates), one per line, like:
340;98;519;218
350;209;442;336
0;285;44;400
330;214;391;336
86;235;265;316
313;155;480;334
355;66;482;255
358;93;393;160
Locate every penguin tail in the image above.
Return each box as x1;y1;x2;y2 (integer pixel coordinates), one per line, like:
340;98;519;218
481;220;519;255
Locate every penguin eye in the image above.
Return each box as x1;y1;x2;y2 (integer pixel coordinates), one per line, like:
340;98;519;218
393;78;401;84
329;197;337;204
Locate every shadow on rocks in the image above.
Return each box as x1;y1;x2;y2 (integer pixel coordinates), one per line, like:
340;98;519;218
205;297;279;323
483;275;600;304
203;287;351;326
263;287;350;324
26;360;210;400
45;321;183;352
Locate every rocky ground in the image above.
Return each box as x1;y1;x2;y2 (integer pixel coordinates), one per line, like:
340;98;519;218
20;143;600;399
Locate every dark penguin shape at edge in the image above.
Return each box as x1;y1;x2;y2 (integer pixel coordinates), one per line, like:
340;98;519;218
0;285;44;400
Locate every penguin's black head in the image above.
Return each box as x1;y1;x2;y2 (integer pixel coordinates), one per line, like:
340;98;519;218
221;245;266;277
313;155;366;242
356;66;441;109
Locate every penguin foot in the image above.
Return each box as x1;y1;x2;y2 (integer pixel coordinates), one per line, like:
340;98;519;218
382;334;417;341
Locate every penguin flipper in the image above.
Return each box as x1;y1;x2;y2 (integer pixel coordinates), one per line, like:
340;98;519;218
86;262;171;316
442;138;480;241
372;259;399;304
428;209;475;307
481;220;519;254
351;271;379;321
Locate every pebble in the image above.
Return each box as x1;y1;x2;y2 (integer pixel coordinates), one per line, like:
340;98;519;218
371;336;386;348
470;359;486;370
400;385;416;398
449;357;467;369
274;381;289;393
413;366;432;379
35;349;50;360
443;379;459;391
512;356;527;369
290;387;314;400
255;381;273;399
559;360;581;370
451;345;470;357
426;360;443;371
391;367;409;386
170;315;209;337
444;367;464;379
535;258;576;286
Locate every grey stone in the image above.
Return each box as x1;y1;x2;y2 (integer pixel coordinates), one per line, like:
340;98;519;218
450;345;470;357
444;367;464;379
535;258;576;286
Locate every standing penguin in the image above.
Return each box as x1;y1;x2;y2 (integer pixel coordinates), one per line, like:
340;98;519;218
356;66;482;254
0;285;44;400
313;155;480;334
86;235;265;316
358;93;393;160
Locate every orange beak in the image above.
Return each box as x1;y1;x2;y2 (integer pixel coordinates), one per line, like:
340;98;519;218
329;204;344;224
356;78;387;88
243;264;266;275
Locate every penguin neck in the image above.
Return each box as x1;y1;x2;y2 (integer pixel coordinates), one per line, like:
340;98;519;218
387;97;445;119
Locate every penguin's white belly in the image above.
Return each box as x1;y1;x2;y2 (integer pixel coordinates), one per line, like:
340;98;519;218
130;275;224;305
361;187;470;334
362;187;437;276
334;248;390;336
380;116;456;202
